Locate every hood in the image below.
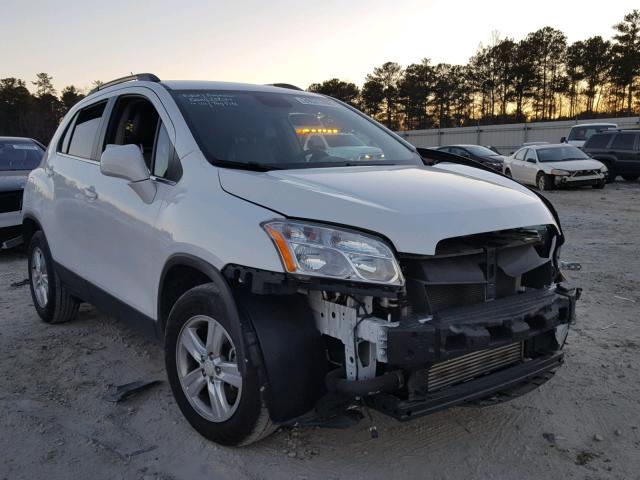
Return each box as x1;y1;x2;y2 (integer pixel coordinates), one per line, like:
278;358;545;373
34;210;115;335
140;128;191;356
0;170;30;192
219;164;557;255
541;159;604;171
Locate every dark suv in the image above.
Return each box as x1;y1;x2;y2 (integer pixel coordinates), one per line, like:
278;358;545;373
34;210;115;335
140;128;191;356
582;130;640;181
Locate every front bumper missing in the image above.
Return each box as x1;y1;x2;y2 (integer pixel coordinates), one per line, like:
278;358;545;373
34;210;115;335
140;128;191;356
369;352;563;420
385;286;577;365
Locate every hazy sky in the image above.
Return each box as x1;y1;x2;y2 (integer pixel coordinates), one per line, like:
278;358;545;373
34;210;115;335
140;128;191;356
1;0;638;92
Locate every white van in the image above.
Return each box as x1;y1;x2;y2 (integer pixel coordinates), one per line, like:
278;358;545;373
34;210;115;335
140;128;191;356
562;123;617;147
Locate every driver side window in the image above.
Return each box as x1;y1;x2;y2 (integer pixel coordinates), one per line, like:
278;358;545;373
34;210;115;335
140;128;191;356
103;95;181;182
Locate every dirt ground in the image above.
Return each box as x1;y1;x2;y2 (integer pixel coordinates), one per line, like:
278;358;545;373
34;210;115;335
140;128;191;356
1;180;640;480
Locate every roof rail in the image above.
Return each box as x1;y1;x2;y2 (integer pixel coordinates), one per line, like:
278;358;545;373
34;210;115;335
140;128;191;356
89;73;161;94
266;83;303;91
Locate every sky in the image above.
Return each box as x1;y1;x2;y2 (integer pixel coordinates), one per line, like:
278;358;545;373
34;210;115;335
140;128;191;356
1;0;638;93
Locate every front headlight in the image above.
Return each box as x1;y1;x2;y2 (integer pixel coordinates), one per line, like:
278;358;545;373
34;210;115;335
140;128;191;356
550;169;570;176
262;220;404;285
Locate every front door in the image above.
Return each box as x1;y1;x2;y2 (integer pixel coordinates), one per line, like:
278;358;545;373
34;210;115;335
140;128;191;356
83;92;177;319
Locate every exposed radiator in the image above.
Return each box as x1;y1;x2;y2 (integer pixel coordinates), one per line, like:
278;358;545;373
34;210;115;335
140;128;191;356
427;342;523;392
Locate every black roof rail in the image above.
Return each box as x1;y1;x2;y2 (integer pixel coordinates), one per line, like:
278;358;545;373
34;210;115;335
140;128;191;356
266;83;303;91
89;73;161;94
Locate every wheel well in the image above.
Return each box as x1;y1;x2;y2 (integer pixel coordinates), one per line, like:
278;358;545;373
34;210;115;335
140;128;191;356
22;217;41;246
159;264;212;331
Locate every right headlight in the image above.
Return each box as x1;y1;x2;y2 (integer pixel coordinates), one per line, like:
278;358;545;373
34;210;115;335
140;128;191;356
262;220;404;286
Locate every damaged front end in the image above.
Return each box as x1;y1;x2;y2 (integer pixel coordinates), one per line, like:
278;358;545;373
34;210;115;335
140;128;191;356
306;225;579;419
224;223;579;424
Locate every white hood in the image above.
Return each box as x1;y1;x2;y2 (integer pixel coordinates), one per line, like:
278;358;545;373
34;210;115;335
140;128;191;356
219;164;558;255
540;159;605;171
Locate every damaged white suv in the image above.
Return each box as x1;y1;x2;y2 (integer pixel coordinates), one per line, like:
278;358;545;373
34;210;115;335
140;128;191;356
22;74;579;446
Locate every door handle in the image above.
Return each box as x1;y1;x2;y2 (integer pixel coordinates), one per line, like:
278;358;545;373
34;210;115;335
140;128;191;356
83;186;98;200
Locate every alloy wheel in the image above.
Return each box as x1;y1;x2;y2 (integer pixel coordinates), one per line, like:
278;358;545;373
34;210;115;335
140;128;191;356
176;315;242;422
31;247;49;308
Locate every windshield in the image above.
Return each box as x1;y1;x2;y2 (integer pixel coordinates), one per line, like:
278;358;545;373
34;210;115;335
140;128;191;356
568;125;616;141
172;90;419;169
463;145;500;156
0;140;44;171
537;146;590;162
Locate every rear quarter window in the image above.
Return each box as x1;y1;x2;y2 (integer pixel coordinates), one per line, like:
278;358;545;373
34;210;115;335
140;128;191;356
611;133;636;150
584;133;613;149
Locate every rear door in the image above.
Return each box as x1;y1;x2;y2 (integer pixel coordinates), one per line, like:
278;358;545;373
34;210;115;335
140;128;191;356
523;149;540;185
509;148;527;180
610;132;640;174
49;100;109;292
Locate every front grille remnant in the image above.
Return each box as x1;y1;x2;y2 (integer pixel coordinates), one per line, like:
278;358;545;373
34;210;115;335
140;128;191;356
427;342;523;392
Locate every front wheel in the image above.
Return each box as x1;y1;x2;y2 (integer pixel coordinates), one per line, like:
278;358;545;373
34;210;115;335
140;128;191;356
592;181;606;189
536;172;554;191
164;283;274;446
622;175;639;182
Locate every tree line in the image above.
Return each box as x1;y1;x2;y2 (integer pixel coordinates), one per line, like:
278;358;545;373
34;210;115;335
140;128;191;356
1;10;638;144
309;9;640;130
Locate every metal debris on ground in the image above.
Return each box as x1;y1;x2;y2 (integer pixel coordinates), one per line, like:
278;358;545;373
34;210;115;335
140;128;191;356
103;380;161;403
10;278;29;288
613;295;636;303
560;261;582;271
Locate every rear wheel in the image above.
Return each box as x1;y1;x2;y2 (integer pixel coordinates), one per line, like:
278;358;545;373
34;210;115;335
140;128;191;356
536;172;553;191
622;174;639;181
165;283;274;446
28;231;79;324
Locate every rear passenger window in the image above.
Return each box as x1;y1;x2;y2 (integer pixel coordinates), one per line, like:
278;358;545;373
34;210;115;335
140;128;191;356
514;149;526;160
585;133;612;149
611;133;636;150
66;102;107;159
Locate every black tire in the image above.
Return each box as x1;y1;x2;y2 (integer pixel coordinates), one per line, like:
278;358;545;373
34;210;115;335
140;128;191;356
27;231;79;324
622;175;639;182
536;172;553;191
164;283;274;446
602;163;616;183
592;181;606;189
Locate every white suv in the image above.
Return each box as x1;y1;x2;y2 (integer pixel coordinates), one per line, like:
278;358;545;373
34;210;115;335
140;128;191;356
22;74;579;446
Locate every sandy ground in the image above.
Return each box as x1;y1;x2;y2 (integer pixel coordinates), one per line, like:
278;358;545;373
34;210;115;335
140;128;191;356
1;180;640;480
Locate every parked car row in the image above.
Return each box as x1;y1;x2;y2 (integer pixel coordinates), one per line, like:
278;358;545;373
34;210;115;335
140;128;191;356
437;127;640;191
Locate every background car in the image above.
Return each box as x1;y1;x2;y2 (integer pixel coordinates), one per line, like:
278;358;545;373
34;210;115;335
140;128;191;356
503;144;607;191
582;129;640;182
561;123;617;147
436;144;505;171
0;137;45;248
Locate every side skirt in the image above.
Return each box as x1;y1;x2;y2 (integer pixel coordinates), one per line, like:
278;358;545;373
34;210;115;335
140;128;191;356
54;261;160;339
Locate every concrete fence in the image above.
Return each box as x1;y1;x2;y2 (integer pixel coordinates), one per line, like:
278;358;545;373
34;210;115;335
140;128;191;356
398;116;640;154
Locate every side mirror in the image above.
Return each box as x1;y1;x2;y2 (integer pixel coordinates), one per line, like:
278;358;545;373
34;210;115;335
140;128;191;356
560;137;567;143
526;158;536;164
100;144;156;203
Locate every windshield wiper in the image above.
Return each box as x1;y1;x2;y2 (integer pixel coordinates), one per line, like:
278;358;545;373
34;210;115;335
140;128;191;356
212;159;284;172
